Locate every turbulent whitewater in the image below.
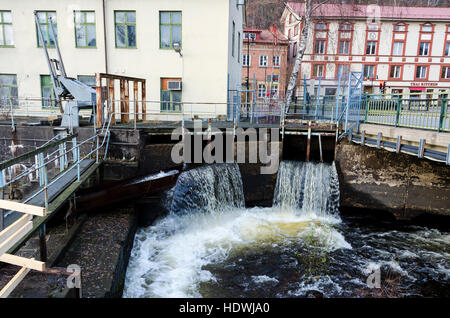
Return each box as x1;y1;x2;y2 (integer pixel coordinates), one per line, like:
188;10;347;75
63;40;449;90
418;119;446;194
123;162;450;298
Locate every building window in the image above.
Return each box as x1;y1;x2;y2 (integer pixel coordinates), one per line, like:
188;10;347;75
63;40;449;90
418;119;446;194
115;11;136;48
270;84;278;97
257;84;266;98
161;78;182;112
366;41;377;55
77;75;96;88
259;55;268;67
36;11;57;48
243;54;250;66
363;65;375;79
244;32;256;40
238;32;241;62
74;11;96;48
293;42;297;57
232;21;235;57
441;66;450;79
368;24;379;31
336;64;349;78
394;24;406;32
339;40;350;54
421;24;432;32
340;23;351;31
316;23;327;30
266;74;279;83
445;42;450;56
40;75;56;108
392;42;404;56
0;11;13;47
160;11;181;49
0;74;18;107
389;65;402;79
415;65;427;79
312;64;324;77
273;55;280;67
315;40;325;54
419;42;430;56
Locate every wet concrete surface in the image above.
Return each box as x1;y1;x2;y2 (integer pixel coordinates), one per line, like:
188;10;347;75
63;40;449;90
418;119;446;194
56;206;137;298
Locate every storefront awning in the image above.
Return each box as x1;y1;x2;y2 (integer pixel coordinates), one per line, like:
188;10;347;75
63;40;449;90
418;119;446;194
410;87;426;91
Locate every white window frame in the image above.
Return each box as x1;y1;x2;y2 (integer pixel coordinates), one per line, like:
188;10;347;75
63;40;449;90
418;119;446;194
257;83;266;98
242;54;251;66
315;39;325;54
313;64;324;77
419;42;430;56
416;66;427;79
363;65;375;79
390;65;401;79
366;41;377;55
339;40;350;54
392;42;403;56
442;66;450;79
273;55;280;67
259;55;268;67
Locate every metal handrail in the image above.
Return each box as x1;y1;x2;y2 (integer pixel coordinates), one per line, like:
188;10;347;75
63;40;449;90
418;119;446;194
0;113;112;212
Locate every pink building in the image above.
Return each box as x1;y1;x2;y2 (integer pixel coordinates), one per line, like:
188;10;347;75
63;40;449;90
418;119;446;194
242;28;289;102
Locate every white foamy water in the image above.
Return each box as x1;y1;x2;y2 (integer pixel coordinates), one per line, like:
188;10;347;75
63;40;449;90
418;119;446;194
123;162;450;298
123;162;349;298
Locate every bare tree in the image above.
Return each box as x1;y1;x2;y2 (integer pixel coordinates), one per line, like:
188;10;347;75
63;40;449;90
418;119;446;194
284;0;332;111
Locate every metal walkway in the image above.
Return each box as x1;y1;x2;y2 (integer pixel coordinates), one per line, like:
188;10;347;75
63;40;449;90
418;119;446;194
4;159;95;228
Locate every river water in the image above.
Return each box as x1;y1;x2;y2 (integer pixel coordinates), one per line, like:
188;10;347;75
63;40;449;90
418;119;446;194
123;162;450;298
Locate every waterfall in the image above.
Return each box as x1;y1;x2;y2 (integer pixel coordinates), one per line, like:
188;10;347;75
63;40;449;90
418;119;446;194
273;161;340;217
168;163;245;215
123;161;347;298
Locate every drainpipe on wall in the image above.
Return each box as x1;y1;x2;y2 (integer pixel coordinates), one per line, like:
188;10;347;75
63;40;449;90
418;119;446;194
102;0;108;74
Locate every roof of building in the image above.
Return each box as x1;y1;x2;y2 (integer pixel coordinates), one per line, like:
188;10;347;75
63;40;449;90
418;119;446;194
244;27;289;45
286;2;450;21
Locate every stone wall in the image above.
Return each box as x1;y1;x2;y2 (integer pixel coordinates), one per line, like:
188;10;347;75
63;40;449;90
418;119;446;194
335;140;450;219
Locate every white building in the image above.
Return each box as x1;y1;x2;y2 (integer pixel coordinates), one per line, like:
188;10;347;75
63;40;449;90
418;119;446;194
0;0;245;118
281;3;450;98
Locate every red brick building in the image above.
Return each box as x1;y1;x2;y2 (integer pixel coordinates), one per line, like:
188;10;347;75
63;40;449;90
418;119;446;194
242;28;289;102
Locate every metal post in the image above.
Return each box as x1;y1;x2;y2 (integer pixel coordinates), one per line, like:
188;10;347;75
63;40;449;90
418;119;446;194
44;164;48;210
315;75;322;120
96;135;99;164
377;132;382;149
72;137;77;162
438;98;447;132
335;67;342;122
446;143;450;166
361;130;366;146
396;135;402;153
345;73;352;133
318;133;323;163
38;153;44;186
418;139;425;158
395;97;401;127
306;121;311;162
77;148;81;182
39;224;47;262
59;144;64;172
0;171;4;231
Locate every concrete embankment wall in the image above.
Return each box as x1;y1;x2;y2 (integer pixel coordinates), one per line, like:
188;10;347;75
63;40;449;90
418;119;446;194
335;140;450;219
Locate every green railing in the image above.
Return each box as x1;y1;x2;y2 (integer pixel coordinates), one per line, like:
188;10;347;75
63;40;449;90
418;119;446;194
362;93;449;132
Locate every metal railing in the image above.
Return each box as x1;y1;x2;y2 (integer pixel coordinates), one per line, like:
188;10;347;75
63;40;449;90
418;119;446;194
0;112;112;229
362;93;450;132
